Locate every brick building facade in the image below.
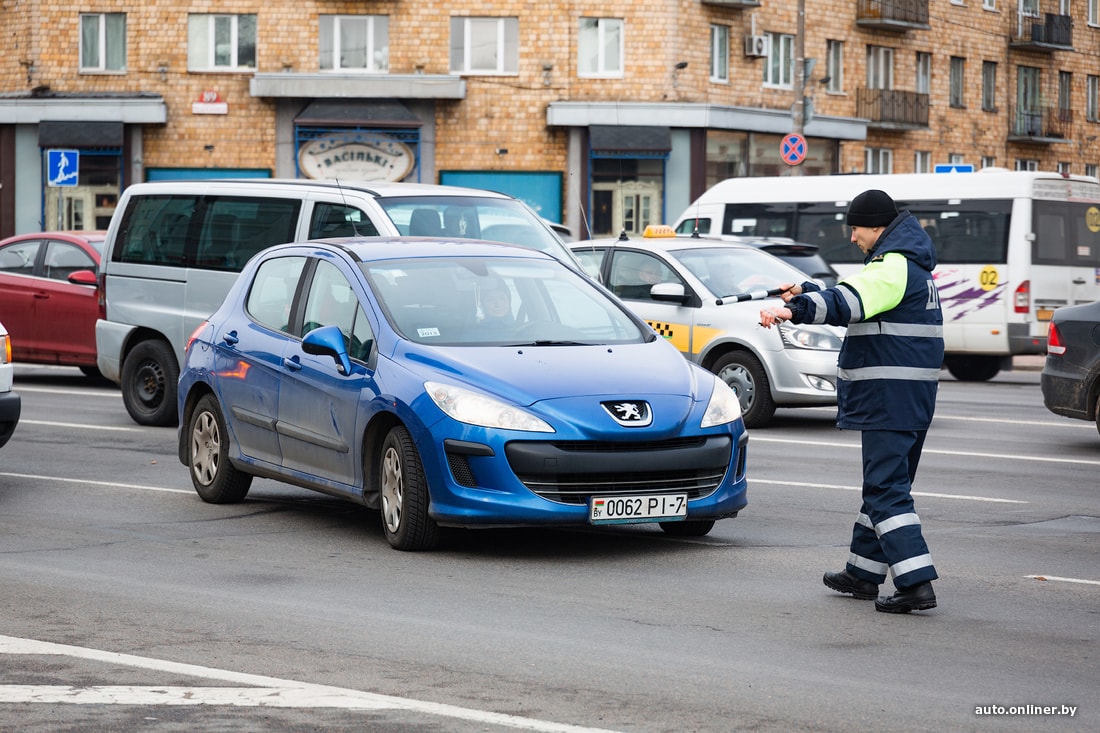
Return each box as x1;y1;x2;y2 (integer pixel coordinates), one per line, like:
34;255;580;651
2;0;1097;238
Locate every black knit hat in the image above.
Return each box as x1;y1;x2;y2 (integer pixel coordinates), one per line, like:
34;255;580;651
846;189;898;228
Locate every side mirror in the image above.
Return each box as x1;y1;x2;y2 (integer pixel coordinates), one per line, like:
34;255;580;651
650;282;688;304
68;270;98;286
302;324;352;375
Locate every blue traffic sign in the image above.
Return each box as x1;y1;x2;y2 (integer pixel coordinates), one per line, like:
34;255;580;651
47;149;79;187
934;164;974;173
781;134;807;166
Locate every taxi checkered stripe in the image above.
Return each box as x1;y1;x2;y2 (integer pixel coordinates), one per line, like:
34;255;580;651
648;321;676;339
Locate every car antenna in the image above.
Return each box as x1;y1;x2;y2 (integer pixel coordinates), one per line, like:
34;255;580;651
335;178;361;237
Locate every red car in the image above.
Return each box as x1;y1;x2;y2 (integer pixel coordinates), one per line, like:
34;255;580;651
0;231;105;376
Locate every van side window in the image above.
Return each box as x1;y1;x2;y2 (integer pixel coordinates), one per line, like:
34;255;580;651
309;204;379;239
246;256;307;334
196;198;301;271
116;196;197;266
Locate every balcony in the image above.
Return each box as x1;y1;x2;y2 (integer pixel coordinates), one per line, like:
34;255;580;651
856;88;929;130
855;0;930;32
700;0;761;7
1010;13;1073;52
1007;104;1071;143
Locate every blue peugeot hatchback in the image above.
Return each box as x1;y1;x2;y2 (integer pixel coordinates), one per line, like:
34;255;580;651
177;238;748;550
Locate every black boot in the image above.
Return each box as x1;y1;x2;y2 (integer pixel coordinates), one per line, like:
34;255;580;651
823;570;878;600
875;582;937;613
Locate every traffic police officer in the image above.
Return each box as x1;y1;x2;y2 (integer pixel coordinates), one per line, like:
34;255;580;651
759;188;943;613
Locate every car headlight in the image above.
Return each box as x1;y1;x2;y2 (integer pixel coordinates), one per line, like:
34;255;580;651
701;375;742;428
425;381;555;433
779;322;842;350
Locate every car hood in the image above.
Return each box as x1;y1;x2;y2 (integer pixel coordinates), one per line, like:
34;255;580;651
393;340;705;406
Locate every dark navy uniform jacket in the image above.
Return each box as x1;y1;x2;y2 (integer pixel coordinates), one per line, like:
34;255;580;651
786;212;944;431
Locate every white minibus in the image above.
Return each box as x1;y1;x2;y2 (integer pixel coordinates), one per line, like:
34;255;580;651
673;170;1100;380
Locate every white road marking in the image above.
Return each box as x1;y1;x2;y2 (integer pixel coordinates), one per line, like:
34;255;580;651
753;436;1100;467
14;385;120;398
1026;575;1100;587
22;419;141;432
0;472;192;494
751;478;1028;504
0;635;624;732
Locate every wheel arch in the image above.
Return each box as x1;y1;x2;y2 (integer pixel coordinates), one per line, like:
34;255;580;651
361;410;405;510
178;381;216;465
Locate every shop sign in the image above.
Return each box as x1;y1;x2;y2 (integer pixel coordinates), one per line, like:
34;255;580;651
298;133;415;182
192;90;228;115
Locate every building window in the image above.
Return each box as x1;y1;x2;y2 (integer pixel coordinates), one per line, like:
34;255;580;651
1086;164;1098;178
914;151;931;173
1057;161;1072;174
1058;71;1072;121
949;57;966;108
80;13;126;72
1021;0;1040;18
1015;158;1039;171
949;153;966;165
825;40;843;93
451;17;519;75
982;156;997;169
1088;76;1100;122
187;14;256;70
764;33;794;88
982;61;997;112
710;25;729;83
578;18;623;77
865;147;892;174
983;0;997;10
320;15;388;72
915;52;930;94
866;46;894;90
1090;0;1100;26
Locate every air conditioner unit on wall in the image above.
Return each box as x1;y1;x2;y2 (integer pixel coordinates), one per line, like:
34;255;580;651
744;35;767;58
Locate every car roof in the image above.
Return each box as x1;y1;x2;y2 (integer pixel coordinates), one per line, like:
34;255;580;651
289;236;560;262
0;231;107;245
122;178;516;201
571;226;760;255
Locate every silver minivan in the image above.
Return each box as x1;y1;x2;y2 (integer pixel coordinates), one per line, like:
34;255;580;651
96;179;574;426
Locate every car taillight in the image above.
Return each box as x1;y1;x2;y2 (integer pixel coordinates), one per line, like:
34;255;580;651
1014;280;1030;314
186;320;210;355
1047;320;1066;356
1;333;10;364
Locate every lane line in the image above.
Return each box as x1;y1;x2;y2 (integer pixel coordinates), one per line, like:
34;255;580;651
22;420;142;432
753;436;1100;467
0;635;624;733
1026;575;1100;587
751;478;1027;504
0;472;192;495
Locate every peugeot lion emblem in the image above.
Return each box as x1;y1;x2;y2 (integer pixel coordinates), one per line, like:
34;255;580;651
601;400;653;427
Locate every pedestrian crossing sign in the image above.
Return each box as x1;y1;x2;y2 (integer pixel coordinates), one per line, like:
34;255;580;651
47;149;80;187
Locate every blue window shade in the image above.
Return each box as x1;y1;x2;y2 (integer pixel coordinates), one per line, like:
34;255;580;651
145;168;271;181
440;171;563;224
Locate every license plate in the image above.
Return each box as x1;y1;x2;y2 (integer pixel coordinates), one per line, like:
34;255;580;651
1037;308;1055;322
589;494;688;524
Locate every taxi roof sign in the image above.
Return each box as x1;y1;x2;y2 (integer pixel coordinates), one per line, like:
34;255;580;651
643;224;677;238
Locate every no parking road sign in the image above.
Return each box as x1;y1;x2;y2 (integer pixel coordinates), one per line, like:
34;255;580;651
781;133;807;166
47;149;79;187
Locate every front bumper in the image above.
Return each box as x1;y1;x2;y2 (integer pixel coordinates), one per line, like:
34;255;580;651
0;390;21;449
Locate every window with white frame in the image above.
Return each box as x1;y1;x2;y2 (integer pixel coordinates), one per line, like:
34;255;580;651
1020;0;1040;18
982;61;997;112
914;150;931;173
80;13;126;72
826;40;843;93
1057;161;1072;174
578;17;623;77
1088;75;1100;122
187;14;256;70
865;147;893;174
866;46;894;90
949;153;966;165
1091;0;1100;26
1086;164;1098;178
983;0;997;10
451;17;519;75
915;52;930;94
764;33;794;88
320;15;389;72
710;25;729;82
950;57;966;108
982;155;997;169
1015;158;1039;171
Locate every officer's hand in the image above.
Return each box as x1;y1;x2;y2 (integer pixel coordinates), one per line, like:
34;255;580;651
759;307;792;329
779;283;801;303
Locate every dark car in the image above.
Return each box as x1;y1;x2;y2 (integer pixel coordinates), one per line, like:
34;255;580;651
0;231;105;377
0;320;20;449
177;236;749;550
1041;300;1100;437
736;238;839;288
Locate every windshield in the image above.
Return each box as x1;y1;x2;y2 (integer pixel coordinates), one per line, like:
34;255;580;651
671;246;812;298
376;195;578;265
364;255;648;346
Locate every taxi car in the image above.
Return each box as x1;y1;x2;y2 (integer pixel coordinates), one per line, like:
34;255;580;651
177;237;748;550
572;226;843;428
0;320;20;449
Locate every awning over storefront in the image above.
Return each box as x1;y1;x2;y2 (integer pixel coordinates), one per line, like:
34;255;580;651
38;120;124;147
589;125;671;154
294;99;422;128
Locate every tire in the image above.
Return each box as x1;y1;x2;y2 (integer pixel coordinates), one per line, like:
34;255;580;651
1094;393;1100;439
659;519;715;537
712;350;776;428
78;365;103;379
944;354;1001;382
187;394;252;503
378;425;440;551
121;340;180;426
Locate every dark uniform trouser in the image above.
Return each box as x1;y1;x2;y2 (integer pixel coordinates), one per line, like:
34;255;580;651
845;429;938;590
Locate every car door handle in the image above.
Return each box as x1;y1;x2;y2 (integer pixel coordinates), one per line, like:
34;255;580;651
1072;277;1086;285
222;331;239;346
33;292;49;299
283;355;302;371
